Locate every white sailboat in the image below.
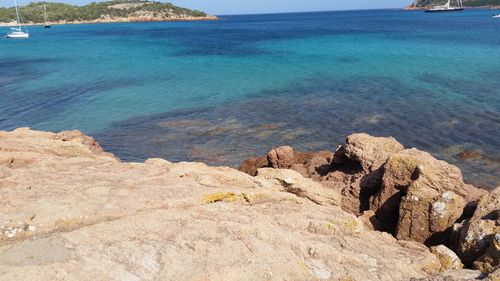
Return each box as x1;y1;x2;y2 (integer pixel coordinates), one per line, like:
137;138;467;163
425;0;464;12
494;14;500;18
5;0;29;39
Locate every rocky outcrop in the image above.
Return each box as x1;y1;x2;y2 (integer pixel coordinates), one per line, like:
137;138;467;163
241;134;486;241
407;0;500;9
260;134;404;216
267;145;295;169
1;128;475;281
342;133;404;173
371;148;485;235
330;133;404;216
397;189;466;244
456;187;500;272
240;132;498;274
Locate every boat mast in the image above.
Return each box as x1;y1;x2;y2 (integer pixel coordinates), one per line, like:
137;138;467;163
43;3;48;24
13;0;22;30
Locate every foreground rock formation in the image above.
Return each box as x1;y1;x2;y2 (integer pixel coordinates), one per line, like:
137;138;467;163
0;128;497;280
241;133;499;275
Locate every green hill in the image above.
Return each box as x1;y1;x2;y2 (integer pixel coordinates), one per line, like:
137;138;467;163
409;0;500;7
0;0;212;24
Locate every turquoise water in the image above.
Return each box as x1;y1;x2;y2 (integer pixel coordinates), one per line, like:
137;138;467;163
1;9;499;187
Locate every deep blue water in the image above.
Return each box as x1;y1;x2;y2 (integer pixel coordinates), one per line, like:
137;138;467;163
1;9;499;187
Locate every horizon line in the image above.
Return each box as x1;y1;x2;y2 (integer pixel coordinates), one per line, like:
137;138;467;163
215;7;405;17
0;1;408;14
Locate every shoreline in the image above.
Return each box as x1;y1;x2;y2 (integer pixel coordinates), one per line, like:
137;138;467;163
0;127;498;280
0;15;218;27
404;5;500;10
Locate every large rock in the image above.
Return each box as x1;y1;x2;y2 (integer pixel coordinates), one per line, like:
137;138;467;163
240;134;404;217
457;187;500;272
267;145;295;169
342;133;404;172
0;128;455;281
371;149;486;242
321;159;372;215
397;187;467;244
325;134;403;216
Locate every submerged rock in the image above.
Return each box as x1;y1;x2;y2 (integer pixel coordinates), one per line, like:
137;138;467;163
455;150;484;161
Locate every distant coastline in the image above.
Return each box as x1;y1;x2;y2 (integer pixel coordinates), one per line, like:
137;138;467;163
0;0;217;27
404;4;500;10
0;15;218;27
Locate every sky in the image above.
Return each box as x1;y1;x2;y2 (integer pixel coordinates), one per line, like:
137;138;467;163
1;0;412;15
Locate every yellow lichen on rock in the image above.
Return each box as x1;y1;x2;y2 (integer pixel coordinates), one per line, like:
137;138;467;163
55;218;85;231
430;245;463;271
201;192;241;204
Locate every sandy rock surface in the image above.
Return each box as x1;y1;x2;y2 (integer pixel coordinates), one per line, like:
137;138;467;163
0;128;483;280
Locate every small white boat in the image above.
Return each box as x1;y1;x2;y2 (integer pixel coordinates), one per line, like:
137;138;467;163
425;0;464;12
5;0;29;39
494;14;500;18
6;28;29;38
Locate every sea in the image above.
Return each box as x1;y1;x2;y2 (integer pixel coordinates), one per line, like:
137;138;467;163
1;9;499;188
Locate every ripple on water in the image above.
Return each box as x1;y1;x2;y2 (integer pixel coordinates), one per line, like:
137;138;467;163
94;75;499;188
0;78;142;131
0;58;59;92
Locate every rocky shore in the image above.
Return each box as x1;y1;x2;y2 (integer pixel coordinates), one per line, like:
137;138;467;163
0;128;498;280
406;0;500;9
0;0;218;27
0;15;218;27
404;6;500;10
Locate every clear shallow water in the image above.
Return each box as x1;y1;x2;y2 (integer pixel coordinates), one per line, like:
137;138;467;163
1;9;499;188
